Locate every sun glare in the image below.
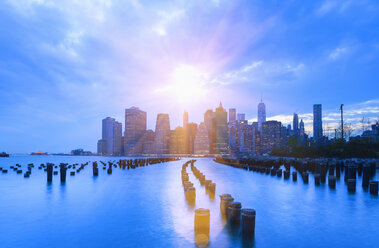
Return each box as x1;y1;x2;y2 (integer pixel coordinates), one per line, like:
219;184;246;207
156;64;209;105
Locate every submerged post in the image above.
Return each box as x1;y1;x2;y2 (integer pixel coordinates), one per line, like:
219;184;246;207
227;202;242;225
47;163;53;182
194;208;210;247
370;181;378;195
60;164;67;183
241;208;256;238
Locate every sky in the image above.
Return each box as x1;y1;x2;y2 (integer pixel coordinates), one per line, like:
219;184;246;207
0;0;378;153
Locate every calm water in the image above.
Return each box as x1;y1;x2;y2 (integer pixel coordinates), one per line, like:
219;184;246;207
0;155;378;248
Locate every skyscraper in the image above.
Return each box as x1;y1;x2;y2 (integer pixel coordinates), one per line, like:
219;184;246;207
204;109;216;154
183;111;188;130
155;113;170;154
113;121;122;155
169;126;188;154
215;102;228;154
187;122;198;154
300;119;305;137
258;100;266;135
102;117;115;155
100;117;122;155
238;120;253;154
229;108;236;123
252;122;261;155
124;107;147;155
228;120;238;155
313;104;323;144
293;113;299;135
194;122;210;155
261;121;281;154
140;130;155;154
237;113;245;121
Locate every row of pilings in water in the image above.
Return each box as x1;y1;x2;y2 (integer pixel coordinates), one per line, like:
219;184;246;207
0;158;181;183
181;160;256;247
215;157;378;195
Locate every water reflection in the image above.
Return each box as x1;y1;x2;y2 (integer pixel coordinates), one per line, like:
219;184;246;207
0;156;378;248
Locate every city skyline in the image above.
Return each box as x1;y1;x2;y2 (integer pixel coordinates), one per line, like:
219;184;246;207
95;101;378;156
1;0;379;153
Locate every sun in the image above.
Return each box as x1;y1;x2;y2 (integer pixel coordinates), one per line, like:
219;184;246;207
168;64;208;103
153;64;210;106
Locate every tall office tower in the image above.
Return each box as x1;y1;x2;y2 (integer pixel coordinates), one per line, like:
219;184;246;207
293;113;299;135
229;108;236;123
252;122;261;155
258;100;266;135
280;125;288;147
204;109;216;154
261;121;281;154
124;107;147;155
187;122;198;154
113;121;122;155
313;104;323;144
169;127;188;154
228;120;238;155
183;111;188;130
215;102;228;154
238;120;253;154
155;113;170;154
237;113;245;121
101;117;122;155
194;122;210;155
300;119;305;137
140;130;155;154
102;117;115;155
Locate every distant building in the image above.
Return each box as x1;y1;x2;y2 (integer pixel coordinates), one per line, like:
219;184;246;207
113;121;122;155
228;120;238;155
140;130;155;154
258;100;266;135
293;113;299;135
261;121;281;154
71;149;92;156
102;117;115;155
229;108;236;122
237;113;245;121
238;120;253;154
215;102;228;154
204;109;216;154
187;122;198;154
97;139;106;155
228;119;253;155
155;113;170;154
124;107;147;155
194;122;210;155
100;117;122;155
280;125;288;147
183;111;189;130
252;122;260;155
361;121;379;142
300;119;305;137
313;104;323;144
169;127;188;154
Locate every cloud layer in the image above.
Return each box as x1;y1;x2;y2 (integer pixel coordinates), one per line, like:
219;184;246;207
0;0;378;152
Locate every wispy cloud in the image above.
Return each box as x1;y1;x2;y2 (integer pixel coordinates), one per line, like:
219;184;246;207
209;60;305;86
328;47;348;60
316;0;355;15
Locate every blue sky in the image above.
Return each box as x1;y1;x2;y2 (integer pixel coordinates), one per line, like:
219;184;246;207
0;0;378;153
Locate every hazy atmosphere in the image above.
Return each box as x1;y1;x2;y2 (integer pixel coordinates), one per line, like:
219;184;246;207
1;0;378;153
